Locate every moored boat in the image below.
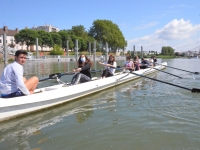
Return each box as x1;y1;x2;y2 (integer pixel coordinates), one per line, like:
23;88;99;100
0;62;167;122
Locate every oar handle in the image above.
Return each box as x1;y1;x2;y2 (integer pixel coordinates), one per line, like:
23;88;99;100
39;77;50;82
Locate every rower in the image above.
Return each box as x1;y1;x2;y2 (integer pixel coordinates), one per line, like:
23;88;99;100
0;50;39;98
133;56;140;71
140;58;150;69
99;55;117;79
148;56;154;67
123;56;134;72
70;54;93;85
153;56;157;66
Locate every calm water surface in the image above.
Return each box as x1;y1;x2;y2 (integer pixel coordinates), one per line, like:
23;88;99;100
0;58;200;150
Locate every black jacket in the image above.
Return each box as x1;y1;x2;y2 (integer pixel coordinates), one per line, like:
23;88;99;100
79;63;92;79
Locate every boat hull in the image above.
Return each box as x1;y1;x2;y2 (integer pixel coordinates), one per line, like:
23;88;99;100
0;62;167;122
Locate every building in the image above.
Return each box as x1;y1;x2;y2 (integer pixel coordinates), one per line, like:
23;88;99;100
0;26;54;51
31;24;59;32
0;26;19;49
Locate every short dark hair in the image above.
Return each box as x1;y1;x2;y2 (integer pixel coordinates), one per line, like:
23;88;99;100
15;50;28;57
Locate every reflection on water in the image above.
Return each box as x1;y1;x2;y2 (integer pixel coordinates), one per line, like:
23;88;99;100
0;58;200;149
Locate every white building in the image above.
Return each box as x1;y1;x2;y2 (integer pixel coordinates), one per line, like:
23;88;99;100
0;26;19;49
31;24;59;32
0;26;54;51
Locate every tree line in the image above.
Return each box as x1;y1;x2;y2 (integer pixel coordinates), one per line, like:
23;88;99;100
161;46;175;56
14;19;127;53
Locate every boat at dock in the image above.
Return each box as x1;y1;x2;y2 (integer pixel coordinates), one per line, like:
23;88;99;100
0;62;167;122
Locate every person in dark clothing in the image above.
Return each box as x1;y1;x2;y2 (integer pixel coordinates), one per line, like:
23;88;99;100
153;56;157;66
140;58;150;69
71;55;93;85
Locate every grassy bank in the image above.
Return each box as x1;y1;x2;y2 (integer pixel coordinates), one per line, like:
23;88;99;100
145;55;176;59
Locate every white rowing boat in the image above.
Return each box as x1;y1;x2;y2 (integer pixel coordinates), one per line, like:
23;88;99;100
0;62;167;122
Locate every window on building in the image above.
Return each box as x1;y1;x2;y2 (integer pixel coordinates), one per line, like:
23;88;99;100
0;39;2;43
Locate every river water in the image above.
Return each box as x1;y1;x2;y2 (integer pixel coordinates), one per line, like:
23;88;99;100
0;58;200;150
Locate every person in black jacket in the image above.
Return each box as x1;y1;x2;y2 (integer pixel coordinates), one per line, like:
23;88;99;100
71;55;93;85
140;58;150;69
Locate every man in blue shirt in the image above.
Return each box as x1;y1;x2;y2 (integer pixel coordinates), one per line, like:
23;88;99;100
0;50;39;98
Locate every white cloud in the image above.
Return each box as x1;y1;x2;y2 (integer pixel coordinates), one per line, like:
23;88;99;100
133;22;158;30
127;19;200;52
156;19;200;40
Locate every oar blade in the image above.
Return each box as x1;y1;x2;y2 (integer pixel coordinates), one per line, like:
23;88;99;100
194;72;200;75
191;88;200;93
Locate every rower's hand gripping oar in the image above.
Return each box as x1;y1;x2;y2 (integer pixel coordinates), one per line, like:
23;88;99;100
130;71;200;93
39;72;75;82
156;63;199;75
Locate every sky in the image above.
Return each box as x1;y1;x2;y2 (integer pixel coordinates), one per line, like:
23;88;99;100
1;0;200;52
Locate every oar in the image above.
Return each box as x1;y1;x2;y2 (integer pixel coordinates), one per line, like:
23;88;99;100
130;72;200;93
91;70;102;73
148;67;182;79
39;72;75;82
156;63;199;74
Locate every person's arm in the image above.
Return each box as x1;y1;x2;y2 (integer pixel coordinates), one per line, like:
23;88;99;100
113;61;117;68
73;63;91;72
99;62;116;68
132;62;135;70
13;66;30;95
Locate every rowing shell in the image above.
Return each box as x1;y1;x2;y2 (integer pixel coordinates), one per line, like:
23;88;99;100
0;62;167;122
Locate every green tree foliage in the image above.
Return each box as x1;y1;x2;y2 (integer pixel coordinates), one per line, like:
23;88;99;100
67;25;94;52
71;25;88;38
50;32;62;46
58;30;74;50
161;46;175;56
89;19;126;52
50;44;64;55
14;29;38;50
37;30;53;51
71;25;89;52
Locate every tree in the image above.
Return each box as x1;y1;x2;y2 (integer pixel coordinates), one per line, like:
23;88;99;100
58;30;74;50
50;44;64;55
37;30;53;51
14;29;38;50
161;46;175;56
50;32;62;46
89;19;126;52
71;25;88;38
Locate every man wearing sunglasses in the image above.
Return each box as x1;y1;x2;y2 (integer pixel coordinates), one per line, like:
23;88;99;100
0;50;39;98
